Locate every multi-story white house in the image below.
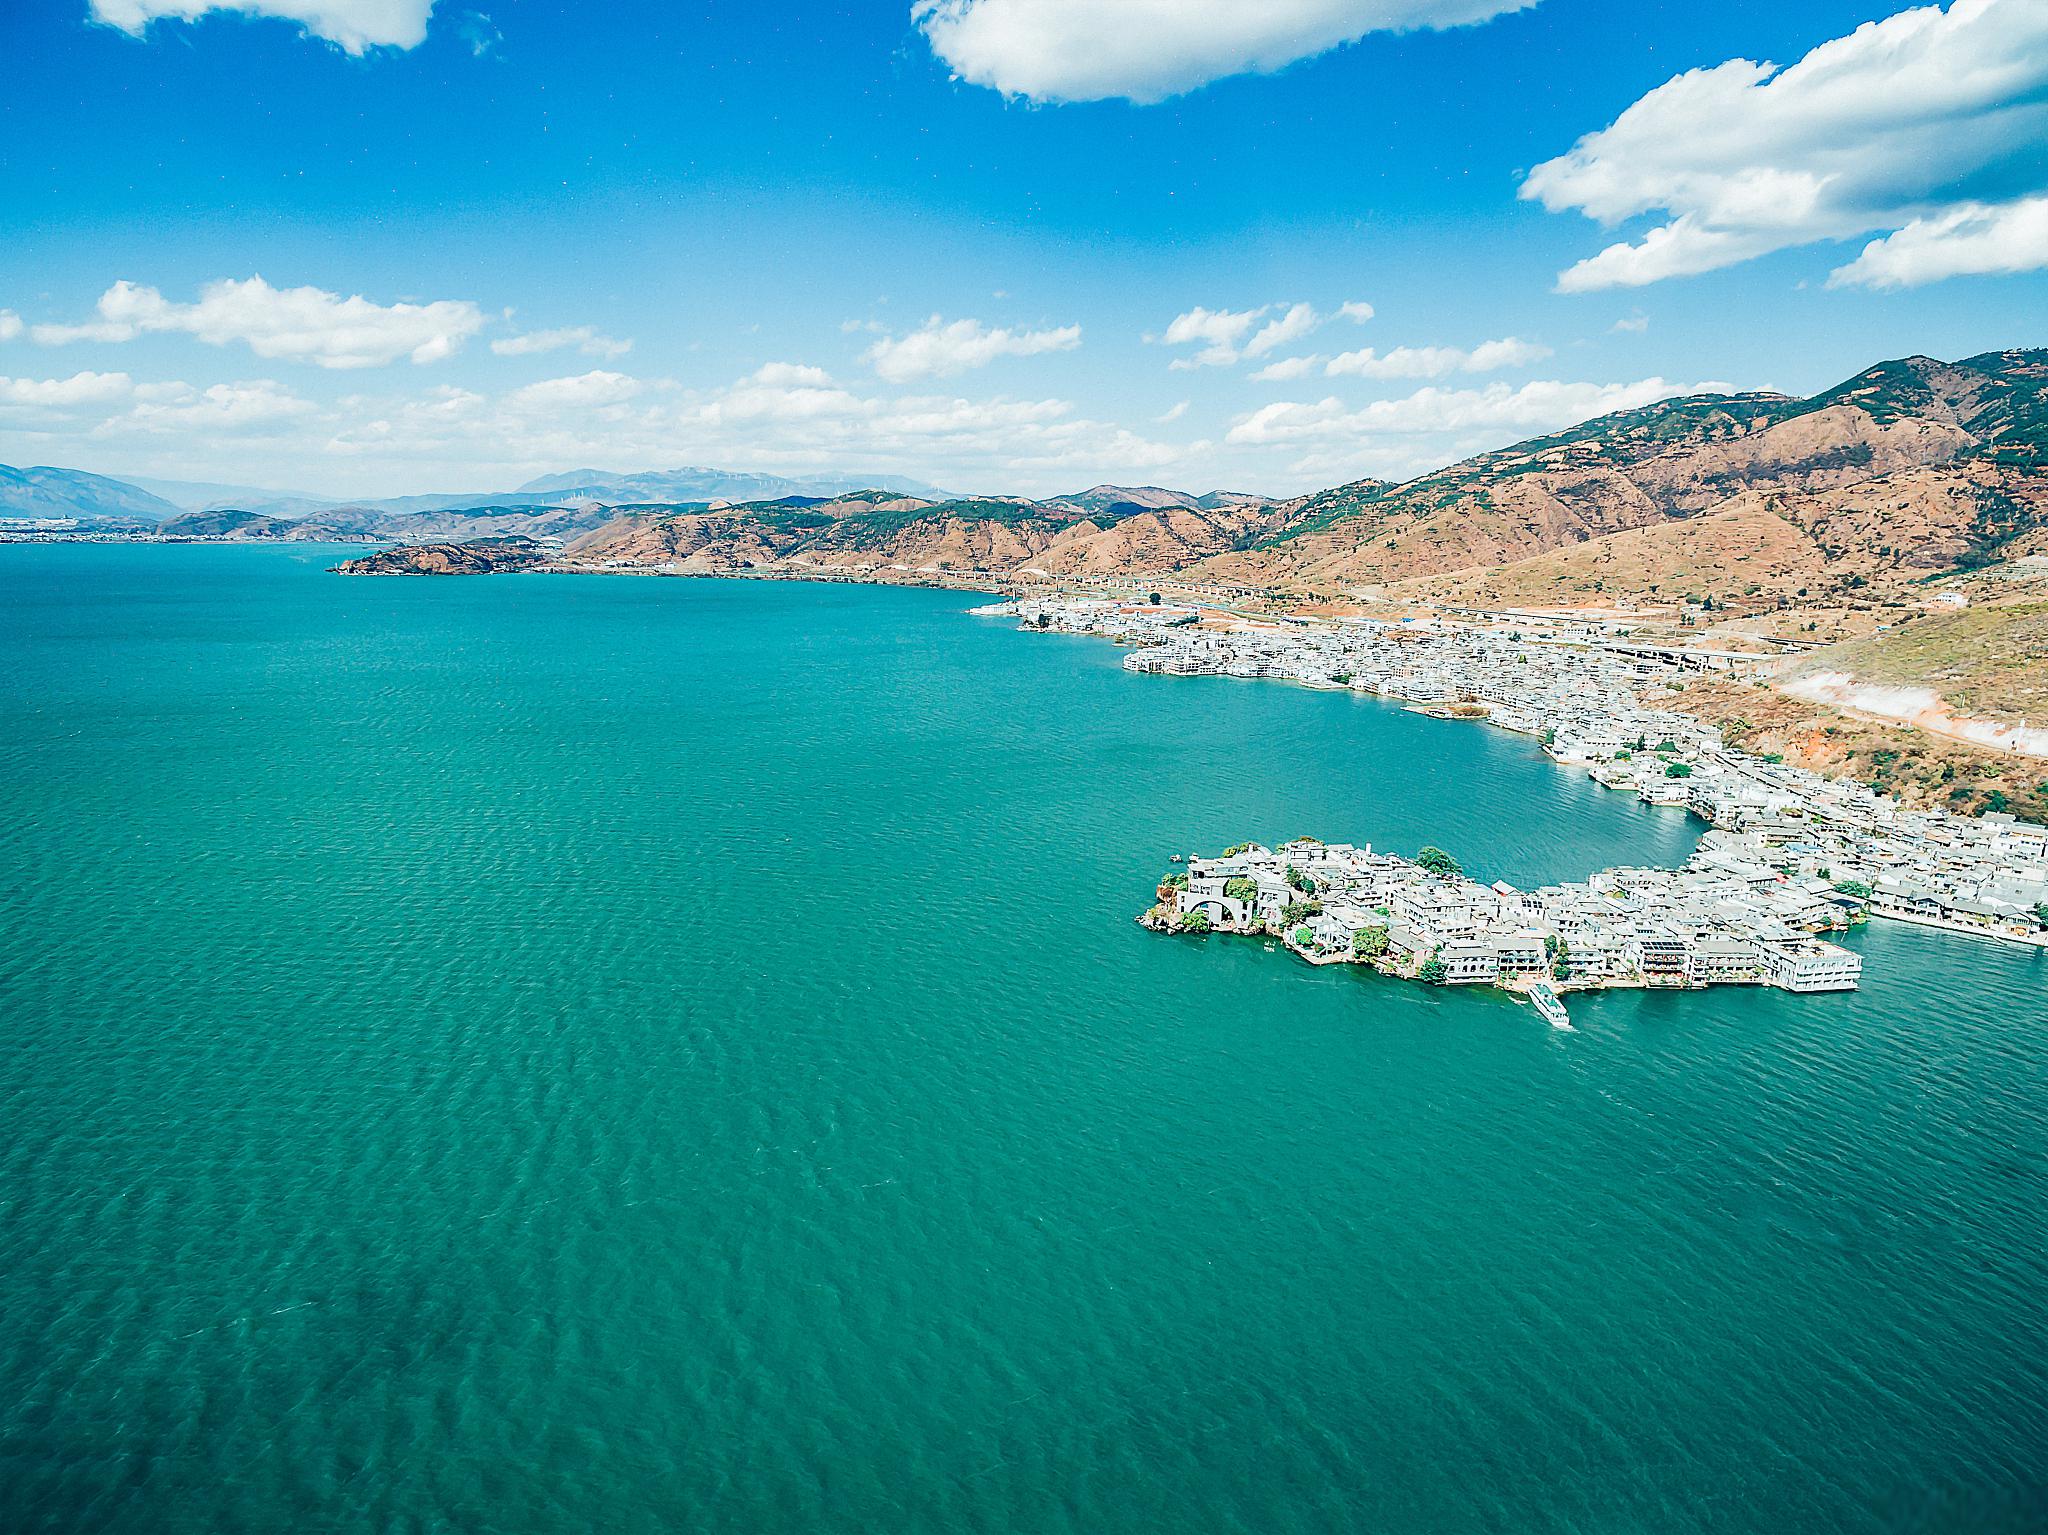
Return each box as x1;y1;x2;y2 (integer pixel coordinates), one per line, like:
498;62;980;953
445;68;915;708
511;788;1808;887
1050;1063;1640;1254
1768;942;1864;992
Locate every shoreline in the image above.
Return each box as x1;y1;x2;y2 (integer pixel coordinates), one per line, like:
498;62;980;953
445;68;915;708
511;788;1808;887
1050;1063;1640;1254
979;594;2047;1011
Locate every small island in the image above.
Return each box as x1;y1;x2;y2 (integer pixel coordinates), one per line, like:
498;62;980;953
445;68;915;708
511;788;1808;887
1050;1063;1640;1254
1145;838;1870;1026
332;536;549;576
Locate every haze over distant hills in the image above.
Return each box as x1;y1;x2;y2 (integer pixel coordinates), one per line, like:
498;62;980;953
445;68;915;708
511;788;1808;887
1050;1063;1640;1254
511;467;951;503
2;463;957;523
122;476;335;512
13;351;2044;608
0;465;185;524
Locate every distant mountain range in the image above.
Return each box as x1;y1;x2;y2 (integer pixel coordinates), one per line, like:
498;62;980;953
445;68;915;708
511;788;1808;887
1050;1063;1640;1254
0;463;957;523
0;465;185;524
511;467;951;503
121;475;334;511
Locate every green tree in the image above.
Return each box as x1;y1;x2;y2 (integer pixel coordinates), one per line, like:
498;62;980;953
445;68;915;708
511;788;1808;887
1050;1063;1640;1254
1162;872;1188;890
1293;926;1316;947
1664;762;1694;779
1833;878;1873;899
1148;591;1161;605
1552;941;1573;981
1417;952;1449;985
1414;846;1462;879
1285;865;1316;894
1280;898;1323;926
1353;925;1390;960
1175;910;1211;934
1222;876;1259;903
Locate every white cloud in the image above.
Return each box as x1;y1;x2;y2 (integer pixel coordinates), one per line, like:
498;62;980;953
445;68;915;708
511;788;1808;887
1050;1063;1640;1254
1522;0;2048;291
1324;336;1550;378
1325;344;1464;379
1465;336;1551;371
1244;302;1320;359
913;0;1534;103
1161;305;1265;368
117;379;318;433
88;0;435;53
457;9;500;56
1226;376;1708;447
0;372;135;408
1159;300;1364;369
34;278;484;369
491;326;632;360
0;311;21;343
863;315;1082;382
749;362;837;389
1610;313;1649;334
1250;355;1325;382
3;358;1188;494
1156;400;1190;422
280;361;1186;491
1830;194;2048;288
503;370;646;411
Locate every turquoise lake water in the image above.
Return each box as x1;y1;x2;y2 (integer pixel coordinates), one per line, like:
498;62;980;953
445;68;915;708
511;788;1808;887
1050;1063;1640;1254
2;542;2045;1533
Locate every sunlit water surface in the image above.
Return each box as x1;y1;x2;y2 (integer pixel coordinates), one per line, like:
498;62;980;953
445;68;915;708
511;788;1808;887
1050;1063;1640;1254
2;543;2044;1533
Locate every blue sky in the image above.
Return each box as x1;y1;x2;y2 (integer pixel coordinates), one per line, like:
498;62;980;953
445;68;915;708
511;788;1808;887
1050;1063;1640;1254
1;0;2043;498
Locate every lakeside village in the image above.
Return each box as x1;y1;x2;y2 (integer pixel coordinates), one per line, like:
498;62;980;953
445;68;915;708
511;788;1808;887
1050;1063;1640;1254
975;597;2048;1026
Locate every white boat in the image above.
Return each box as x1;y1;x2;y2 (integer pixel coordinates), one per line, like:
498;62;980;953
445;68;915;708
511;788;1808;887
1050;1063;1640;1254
1527;981;1573;1031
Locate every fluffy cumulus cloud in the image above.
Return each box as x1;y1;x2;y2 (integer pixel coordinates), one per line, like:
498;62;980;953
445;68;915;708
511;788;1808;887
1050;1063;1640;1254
913;0;1534;103
1522;0;2048;291
491;326;632;360
1157;300;1369;369
33;278;485;369
0;311;22;343
1831;194;2048;289
1322;335;1550;378
863;315;1082;383
89;0;435;53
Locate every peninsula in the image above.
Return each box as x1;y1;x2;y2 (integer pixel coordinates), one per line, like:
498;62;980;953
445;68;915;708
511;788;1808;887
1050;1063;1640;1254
979;594;2048;1019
